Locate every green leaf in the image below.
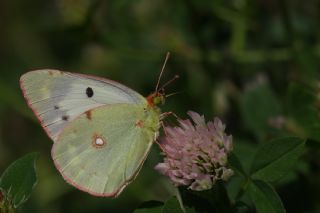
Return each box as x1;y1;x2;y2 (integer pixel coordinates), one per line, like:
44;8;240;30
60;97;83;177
179;187;214;212
0;153;39;208
133;200;163;213
162;196;184;213
288;82;320;141
233;140;257;174
228;152;247;177
240;83;281;141
248;180;285;213
184;206;197;213
179;181;233;213
251;137;305;182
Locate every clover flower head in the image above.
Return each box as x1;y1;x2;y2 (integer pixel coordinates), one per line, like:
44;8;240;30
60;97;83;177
155;111;233;191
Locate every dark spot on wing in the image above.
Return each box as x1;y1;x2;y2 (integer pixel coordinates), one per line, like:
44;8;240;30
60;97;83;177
54;105;59;110
85;110;92;120
62;115;69;121
86;87;94;98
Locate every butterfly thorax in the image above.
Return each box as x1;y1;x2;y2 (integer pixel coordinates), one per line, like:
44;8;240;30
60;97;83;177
142;92;163;133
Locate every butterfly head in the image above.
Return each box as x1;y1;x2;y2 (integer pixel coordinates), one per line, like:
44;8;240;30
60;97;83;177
146;91;165;107
148;52;179;107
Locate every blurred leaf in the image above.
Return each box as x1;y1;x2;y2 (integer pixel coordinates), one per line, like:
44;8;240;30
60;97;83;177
250;137;305;182
179;181;233;213
233;140;257;174
0;153;39;208
179;187;214;213
227;148;253;204
240;83;281;141
57;0;93;26
288;82;320;141
248;180;285;213
294;47;319;80
162;196;183;213
0;80;34;121
184;206;197;213
229;152;247;177
225;174;247;202
133;200;163;213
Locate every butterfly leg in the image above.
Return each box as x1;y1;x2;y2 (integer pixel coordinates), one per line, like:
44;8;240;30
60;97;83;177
159;120;168;135
160;111;181;120
155;120;168;149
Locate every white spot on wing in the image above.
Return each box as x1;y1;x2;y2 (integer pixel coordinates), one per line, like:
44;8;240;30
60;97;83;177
92;134;107;149
95;138;104;146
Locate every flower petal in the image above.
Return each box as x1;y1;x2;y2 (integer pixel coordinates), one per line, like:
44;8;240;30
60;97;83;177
155;111;233;191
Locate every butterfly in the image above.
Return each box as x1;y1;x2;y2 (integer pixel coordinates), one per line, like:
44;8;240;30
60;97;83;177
19;53;176;197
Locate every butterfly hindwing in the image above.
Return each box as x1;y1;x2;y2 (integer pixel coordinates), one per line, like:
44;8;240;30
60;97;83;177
52;103;160;196
20;70;145;141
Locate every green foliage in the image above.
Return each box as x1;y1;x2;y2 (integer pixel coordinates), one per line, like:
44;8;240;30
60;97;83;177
251;137;305;182
0;153;38;210
178;182;234;213
133;197;184;213
288;82;320;141
133;200;163;213
223;137;305;213
232;137;305;212
248;180;285;213
162;196;184;213
229;152;247;177
240;82;281;141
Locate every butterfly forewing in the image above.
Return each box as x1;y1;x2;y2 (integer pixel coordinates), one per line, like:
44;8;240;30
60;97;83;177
52;103;160;197
20;70;145;141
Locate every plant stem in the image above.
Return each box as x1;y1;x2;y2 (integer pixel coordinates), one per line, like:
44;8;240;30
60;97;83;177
235;177;251;200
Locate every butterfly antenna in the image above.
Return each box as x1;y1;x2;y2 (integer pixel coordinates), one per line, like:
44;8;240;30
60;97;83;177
159;75;179;91
155;52;171;92
165;91;182;98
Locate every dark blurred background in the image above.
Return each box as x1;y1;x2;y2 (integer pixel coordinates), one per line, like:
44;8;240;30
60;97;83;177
0;0;319;212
